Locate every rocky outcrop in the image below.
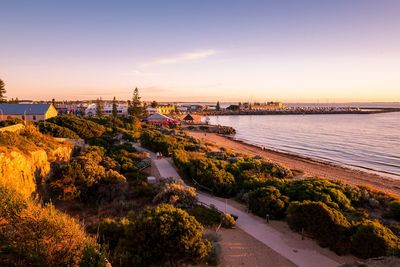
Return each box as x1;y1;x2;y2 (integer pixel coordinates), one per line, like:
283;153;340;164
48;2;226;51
0;144;73;198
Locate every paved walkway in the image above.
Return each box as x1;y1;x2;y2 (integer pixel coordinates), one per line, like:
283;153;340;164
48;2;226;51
136;144;340;267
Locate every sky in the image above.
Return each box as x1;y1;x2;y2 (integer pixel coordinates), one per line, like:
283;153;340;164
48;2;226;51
1;0;400;102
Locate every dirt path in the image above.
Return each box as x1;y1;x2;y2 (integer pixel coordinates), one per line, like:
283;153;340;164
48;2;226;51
188;131;400;196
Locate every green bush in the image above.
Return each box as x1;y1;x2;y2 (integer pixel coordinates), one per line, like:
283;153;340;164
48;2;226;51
388;200;400;221
351;220;400;258
287;201;350;253
153;181;197;208
188;206;222;227
283;179;352;210
0;118;24;127
221;212;236;228
87;218;127;252
36;121;80;139
49;148;127;201
122;204;211;266
48;115;105;139
249;186;289;219
203;231;222;265
0;185;105;267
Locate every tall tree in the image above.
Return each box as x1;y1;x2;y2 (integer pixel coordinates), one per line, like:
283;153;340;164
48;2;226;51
0;79;7;103
150;100;158;108
96;98;104;117
128;87;143;118
112;96;118;118
216;101;221;111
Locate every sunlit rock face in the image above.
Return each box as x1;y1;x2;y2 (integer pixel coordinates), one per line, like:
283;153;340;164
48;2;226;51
0;145;73;198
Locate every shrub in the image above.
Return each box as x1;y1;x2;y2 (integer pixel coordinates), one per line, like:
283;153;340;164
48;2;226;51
0;118;24;127
287;201;350;253
0;185;105;266
203;234;222;266
351;220;400;258
221;212;236;228
88;218;127;252
388;200;400;221
123;204;211;266
283;179;352;210
210;169;236;197
249;186;289;219
49;148;127;201
153;181;197;208
188;206;222;227
48;115;105;139
36;121;80;139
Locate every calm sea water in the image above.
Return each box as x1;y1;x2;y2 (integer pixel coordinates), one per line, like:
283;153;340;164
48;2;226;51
209;112;400;179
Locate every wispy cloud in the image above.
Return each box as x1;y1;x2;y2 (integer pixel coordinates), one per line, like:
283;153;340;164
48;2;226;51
143;49;218;66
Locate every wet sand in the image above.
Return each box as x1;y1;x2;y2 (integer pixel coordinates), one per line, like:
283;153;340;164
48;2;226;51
188;131;400;197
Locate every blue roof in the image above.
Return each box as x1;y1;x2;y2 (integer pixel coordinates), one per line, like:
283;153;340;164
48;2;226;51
0;104;53;115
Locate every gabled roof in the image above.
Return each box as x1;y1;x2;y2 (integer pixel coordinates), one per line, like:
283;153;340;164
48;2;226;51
183;114;194;121
0;104;53;115
147;113;173;120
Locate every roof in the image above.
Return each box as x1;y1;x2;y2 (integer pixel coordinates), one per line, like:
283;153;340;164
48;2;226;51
147;113;173;121
0;104;53;115
183;114;194;121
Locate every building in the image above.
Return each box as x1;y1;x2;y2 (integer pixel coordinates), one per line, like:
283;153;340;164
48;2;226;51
146;104;175;115
0;104;58;121
146;113;178;126
188;104;204;112
85;103;128;116
180;114;203;124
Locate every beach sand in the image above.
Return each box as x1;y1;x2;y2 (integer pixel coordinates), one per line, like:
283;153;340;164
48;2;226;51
188;131;400;196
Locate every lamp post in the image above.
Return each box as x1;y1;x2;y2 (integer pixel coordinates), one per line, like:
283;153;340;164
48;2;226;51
23;108;31;125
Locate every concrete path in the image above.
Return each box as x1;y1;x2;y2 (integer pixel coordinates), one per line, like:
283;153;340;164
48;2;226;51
135;144;340;267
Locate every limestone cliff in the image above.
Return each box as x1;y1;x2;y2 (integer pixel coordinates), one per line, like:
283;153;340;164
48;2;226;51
0;143;73;198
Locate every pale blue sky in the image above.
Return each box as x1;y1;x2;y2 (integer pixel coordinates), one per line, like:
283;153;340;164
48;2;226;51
1;0;399;102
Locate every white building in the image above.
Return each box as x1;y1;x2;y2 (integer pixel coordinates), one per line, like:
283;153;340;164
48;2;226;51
85;103;128;116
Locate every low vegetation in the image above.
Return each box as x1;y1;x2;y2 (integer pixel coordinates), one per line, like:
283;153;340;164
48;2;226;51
0;185;106;266
47;114;106;139
142;127;400;259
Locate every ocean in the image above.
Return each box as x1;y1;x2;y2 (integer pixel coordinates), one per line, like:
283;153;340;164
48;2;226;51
208;111;400;179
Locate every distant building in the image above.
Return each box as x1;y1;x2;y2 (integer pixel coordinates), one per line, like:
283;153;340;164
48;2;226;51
0;103;58;121
146;113;178;126
180;114;203;124
85;103;128;116
146;104;175;115
245;101;285;110
226;104;240;111
188;104;204;112
176;106;188;113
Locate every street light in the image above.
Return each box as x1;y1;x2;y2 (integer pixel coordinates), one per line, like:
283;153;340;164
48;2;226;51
23;107;31;125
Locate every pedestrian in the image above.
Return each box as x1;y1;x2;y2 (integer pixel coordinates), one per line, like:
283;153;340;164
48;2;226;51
160;152;163;159
266;214;270;223
156;152;159;159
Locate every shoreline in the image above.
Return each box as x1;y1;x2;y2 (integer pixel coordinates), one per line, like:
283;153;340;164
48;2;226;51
188;131;400;196
227;135;400;180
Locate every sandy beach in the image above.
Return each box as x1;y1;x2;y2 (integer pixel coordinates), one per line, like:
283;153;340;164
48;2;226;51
188;131;400;197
